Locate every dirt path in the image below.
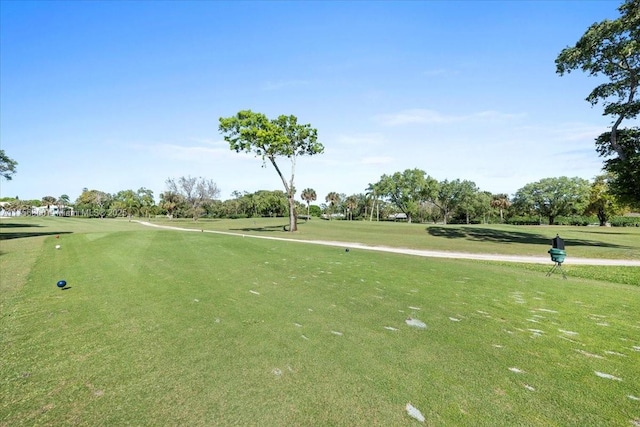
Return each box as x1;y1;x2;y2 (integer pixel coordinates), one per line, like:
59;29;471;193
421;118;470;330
135;221;640;267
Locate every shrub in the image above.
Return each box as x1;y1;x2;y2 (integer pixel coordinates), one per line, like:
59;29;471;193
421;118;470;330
609;216;640;227
554;215;597;226
505;215;540;225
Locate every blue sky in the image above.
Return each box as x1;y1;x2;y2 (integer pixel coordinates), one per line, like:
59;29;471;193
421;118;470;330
0;1;631;203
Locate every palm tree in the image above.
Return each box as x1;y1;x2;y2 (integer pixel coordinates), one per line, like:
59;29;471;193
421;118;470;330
57;194;70;217
490;193;511;223
345;195;358;220
300;188;317;219
365;183;379;221
41;196;56;216
160;191;181;219
325;192;340;219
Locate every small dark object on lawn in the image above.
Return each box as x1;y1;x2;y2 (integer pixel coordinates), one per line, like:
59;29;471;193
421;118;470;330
345;248;350;252
57;280;67;288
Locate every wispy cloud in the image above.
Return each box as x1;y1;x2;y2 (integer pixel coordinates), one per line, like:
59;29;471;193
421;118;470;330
374;109;525;126
262;79;310;91
134;143;253;163
336;133;385;145
360;156;394;165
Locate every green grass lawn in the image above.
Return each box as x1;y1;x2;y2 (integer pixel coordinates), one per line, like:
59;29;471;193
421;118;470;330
151;216;640;260
1;218;639;426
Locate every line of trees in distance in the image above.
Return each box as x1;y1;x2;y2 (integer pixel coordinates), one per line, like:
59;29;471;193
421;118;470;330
1;170;638;227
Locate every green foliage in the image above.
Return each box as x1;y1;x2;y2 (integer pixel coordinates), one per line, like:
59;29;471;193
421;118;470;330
505;215;540;225
595;128;640;207
374;168;437;223
308;205;322;217
166;176;219;220
0;149;18;181
609;215;640;227
556;0;640;205
512;177;591;225
585;174;626;225
552;215;598;226
219;110;324;232
74;189;113;217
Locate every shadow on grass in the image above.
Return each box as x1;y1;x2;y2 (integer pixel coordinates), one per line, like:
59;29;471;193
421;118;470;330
231;219;308;233
426;226;630;249
231;224;290;232
0;222;72;241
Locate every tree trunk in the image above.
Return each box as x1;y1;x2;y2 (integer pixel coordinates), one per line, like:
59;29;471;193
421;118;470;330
598;208;606;226
288;194;297;232
548;216;555;226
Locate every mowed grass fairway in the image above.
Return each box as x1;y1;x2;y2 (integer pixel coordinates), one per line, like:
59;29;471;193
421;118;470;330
1;218;639;426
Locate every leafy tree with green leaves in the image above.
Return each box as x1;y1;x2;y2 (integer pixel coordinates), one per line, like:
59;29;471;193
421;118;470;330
474;191;494;224
0;150;18;181
556;0;639;205
219;110;324;232
512;177;591;225
75;189;112;217
442;179;478;225
300;188;317;218
375;168;437;224
425;179;473;225
595;128;640;207
585;174;626;226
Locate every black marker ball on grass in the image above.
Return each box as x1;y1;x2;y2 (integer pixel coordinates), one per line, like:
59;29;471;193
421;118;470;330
57;280;67;288
345;248;350;252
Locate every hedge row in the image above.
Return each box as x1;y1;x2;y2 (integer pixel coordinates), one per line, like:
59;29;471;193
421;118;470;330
609;216;640;227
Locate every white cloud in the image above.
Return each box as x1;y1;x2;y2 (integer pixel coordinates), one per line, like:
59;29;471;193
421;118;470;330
361;156;394;165
134;143;255;163
374;109;525;126
336;133;385;145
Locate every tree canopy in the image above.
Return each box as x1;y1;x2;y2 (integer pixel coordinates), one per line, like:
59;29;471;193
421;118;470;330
0;150;18;181
512;177;591;225
166;176;220;220
556;0;639;205
374;168;436;223
219;110;323;232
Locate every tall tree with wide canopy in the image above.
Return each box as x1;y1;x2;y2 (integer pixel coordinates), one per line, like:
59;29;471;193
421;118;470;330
219;110;323;232
556;0;639;205
300;188;317;218
375;168;437;224
512;177;591;225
